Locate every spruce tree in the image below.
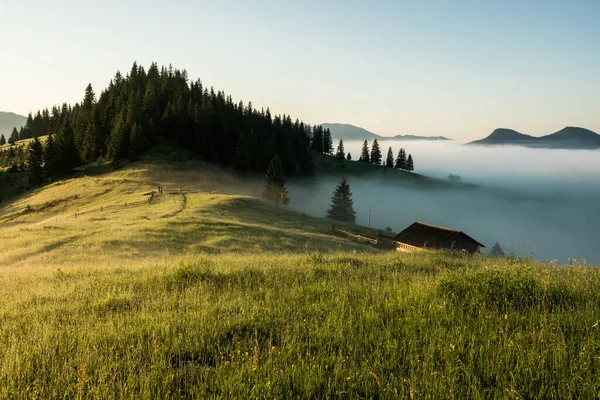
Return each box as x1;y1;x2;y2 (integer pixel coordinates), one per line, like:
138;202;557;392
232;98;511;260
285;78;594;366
346;152;352;161
263;155;289;204
0;134;5;145
335;139;345;161
385;146;394;168
43;134;58;177
82;105;102;161
359;140;370;163
395;148;407;170
26;137;44;185
107;111;129;161
326;177;356;223
323;128;334;155
128;122;148;161
310;126;324;153
9;127;18;145
55;121;80;175
489;242;505;257
370;139;382;165
406;154;414;172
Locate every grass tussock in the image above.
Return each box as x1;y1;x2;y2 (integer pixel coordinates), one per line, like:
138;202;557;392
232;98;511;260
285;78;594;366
437;266;598;312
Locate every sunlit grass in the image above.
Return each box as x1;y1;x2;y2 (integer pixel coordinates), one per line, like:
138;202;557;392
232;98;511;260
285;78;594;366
0;159;598;398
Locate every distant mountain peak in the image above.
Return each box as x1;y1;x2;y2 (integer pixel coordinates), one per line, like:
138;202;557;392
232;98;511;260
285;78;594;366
322;123;451;141
469;126;600;149
0;111;27;136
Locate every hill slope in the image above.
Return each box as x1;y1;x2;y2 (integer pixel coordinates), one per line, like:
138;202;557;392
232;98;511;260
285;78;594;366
470;126;600;149
0;160;598;398
0;111;26;136
0;159;377;268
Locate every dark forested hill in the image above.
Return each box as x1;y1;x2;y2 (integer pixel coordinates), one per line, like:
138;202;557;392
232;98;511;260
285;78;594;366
0;62;345;178
0;112;26;136
469;127;600;149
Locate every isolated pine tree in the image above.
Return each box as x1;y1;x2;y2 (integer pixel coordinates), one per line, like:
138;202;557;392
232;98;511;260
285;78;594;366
359;140;370;163
26;137;44;185
346;152;352;161
0;134;5;145
395;148;407;170
263;155;288;203
370;139;382;165
406;154;414;172
335;139;345;161
323;128;334;155
326;177;356;223
385;146;394;168
489;242;505;257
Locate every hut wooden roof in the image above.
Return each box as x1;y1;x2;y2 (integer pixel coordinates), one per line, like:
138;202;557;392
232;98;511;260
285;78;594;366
393;221;485;249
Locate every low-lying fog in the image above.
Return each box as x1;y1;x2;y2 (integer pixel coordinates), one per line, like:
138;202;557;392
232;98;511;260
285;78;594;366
288;140;600;265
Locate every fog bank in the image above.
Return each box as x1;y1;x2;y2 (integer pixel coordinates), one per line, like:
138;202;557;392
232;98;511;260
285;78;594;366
289;141;600;264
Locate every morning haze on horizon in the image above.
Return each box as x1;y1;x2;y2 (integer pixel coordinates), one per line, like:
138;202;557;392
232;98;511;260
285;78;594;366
1;2;600;398
1;1;599;140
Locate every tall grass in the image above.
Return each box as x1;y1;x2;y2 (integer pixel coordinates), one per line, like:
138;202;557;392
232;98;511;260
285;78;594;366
1;159;599;398
1;252;599;398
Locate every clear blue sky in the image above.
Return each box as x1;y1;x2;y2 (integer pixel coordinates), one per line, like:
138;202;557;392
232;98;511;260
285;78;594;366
1;0;599;140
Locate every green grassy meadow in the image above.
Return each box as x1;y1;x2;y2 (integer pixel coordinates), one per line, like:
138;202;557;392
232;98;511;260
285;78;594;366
1;159;599;399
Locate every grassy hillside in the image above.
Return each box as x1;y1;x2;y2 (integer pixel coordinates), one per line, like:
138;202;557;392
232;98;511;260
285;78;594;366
0;134;48;152
0;159;599;398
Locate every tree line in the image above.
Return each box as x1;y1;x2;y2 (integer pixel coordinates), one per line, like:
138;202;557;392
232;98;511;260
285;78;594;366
333;139;414;172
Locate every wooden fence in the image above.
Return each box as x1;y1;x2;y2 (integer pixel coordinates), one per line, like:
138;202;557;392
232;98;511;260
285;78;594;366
332;226;426;253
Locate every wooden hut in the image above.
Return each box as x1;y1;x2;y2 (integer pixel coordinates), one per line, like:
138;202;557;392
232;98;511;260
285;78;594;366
394;221;484;254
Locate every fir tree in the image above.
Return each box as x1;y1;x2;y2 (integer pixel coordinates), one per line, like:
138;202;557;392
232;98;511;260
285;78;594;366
406;154;414;172
128;122;148;161
263;155;288;203
310;126;324;153
326;177;356;223
359;140;370;163
0;134;5;145
335;139;345;161
43;134;58;178
82;105;102;161
385;146;394;168
346;152;352;161
26;137;44;185
107;111;129;161
323;128;334;155
9;127;18;145
54;121;80;175
489;242;505;257
395;148;407;170
370;139;382;165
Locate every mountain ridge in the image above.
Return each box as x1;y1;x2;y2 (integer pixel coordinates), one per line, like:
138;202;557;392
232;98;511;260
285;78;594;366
469;126;600;149
0;111;27;136
322;123;451;141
